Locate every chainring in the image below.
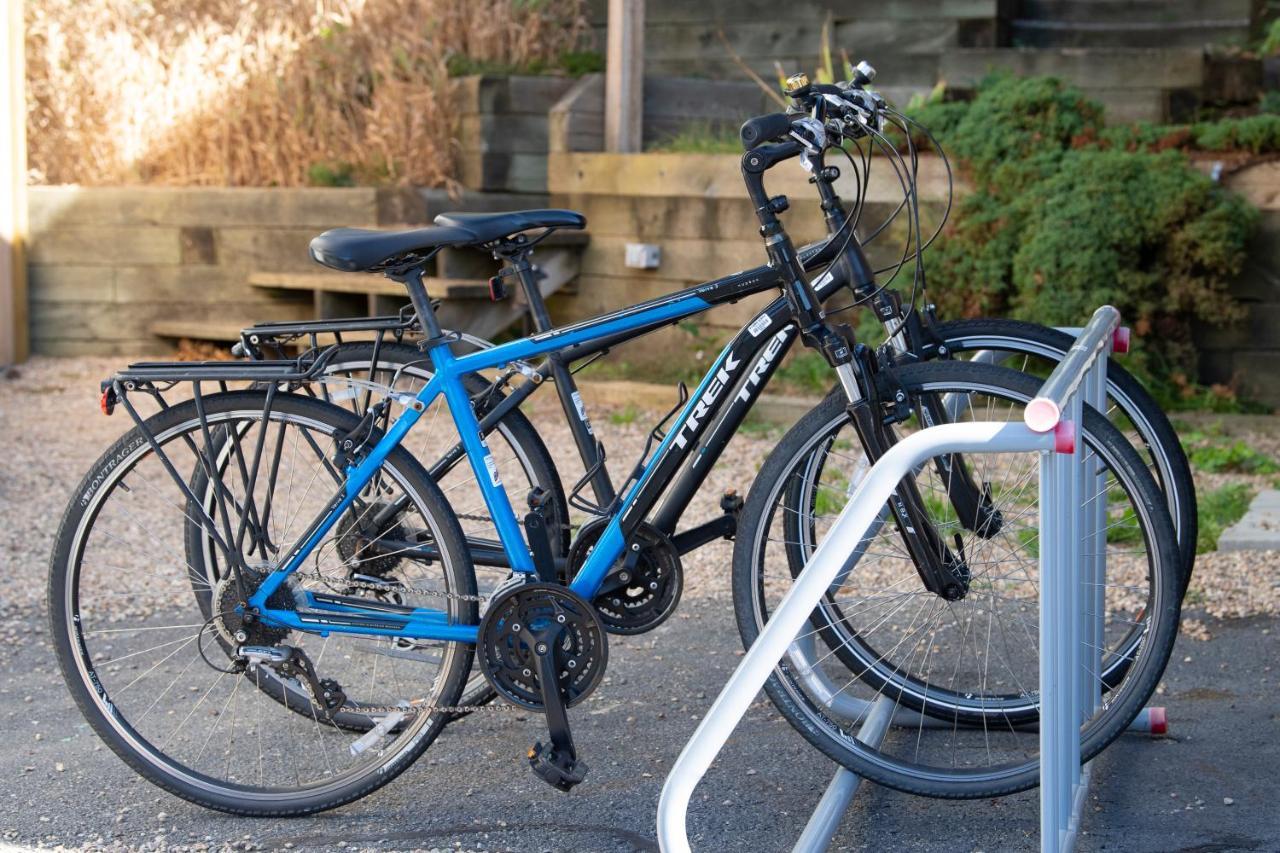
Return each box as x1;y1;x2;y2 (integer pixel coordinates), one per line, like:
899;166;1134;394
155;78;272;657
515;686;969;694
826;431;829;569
477;582;607;710
565;519;683;635
335;501;405;577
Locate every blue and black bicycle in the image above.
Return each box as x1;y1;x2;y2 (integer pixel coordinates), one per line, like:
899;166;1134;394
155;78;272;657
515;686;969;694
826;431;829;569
50;64;1183;814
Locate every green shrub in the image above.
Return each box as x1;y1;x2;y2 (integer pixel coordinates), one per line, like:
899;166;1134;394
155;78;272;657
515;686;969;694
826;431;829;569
307;161;356;187
912;74;1259;398
912;73;1104;186
1098;114;1280;155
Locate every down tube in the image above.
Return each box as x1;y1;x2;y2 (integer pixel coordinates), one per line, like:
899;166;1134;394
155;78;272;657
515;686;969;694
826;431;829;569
569;337;753;599
651;314;800;536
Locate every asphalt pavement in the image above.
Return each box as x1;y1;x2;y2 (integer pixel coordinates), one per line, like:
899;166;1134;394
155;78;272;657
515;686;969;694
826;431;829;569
2;595;1278;853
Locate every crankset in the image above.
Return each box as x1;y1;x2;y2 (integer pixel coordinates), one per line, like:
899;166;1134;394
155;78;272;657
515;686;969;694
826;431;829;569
564;519;683;635
478;582;607;791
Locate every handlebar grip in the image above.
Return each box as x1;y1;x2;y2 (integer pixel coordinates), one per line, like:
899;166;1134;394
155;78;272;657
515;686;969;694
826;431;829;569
740;113;794;150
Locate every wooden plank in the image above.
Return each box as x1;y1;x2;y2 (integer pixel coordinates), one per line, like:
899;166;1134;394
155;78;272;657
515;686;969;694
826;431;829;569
548;152;956;203
643;19;960;62
456;151;550;193
248;270;490;300
939;47;1205;90
451;75;578;116
27;226;182;266
28;266;111;303
27;187;377;231
1;0;27;364
550;74;606;153
149;318;254;342
588;0;998;24
457;114;552;154
605;0;644;152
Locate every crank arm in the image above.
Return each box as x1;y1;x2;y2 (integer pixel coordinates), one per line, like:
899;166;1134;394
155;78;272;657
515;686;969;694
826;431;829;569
528;636;588;791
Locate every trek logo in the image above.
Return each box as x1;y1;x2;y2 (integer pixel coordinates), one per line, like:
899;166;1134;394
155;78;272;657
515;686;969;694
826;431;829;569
672;352;742;448
736;328;792;404
672;326;794;451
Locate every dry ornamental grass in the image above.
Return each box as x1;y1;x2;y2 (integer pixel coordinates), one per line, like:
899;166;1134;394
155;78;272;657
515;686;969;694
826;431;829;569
25;0;589;187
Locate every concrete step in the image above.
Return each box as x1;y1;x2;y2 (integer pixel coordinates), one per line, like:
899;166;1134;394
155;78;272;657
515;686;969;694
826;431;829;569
1217;490;1280;551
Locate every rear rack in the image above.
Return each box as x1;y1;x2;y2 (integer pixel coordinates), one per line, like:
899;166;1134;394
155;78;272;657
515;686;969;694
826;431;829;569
112;346;341;387
235;306;421;359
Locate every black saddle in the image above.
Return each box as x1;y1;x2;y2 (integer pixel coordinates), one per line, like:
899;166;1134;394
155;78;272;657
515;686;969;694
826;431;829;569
308;209;586;273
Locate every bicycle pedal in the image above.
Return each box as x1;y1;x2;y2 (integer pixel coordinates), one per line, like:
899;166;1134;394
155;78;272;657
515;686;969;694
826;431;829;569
527;741;588;792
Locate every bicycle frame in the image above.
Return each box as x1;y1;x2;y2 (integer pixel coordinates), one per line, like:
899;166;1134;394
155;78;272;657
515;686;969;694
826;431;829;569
245;259;855;644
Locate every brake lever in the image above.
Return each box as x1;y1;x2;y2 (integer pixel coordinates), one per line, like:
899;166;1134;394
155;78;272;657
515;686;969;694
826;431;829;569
789;116;827;172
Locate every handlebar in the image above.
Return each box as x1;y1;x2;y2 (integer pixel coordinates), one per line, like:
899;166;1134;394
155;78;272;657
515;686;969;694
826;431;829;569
738;60;886;154
740;113;794;150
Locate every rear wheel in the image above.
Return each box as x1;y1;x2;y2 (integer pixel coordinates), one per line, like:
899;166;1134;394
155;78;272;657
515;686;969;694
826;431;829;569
185;341;567;712
51;392;477;815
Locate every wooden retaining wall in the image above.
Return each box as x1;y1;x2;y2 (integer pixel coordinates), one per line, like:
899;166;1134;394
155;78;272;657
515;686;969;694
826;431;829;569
23;185;547;356
24;151;1280;405
549;152;1280;405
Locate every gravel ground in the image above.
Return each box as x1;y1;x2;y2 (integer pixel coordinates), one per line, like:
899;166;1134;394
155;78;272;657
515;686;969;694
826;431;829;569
2;356;1279;851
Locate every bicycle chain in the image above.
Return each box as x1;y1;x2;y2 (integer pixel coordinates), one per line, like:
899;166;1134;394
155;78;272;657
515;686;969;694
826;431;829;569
291;570;487;603
264;573;506;717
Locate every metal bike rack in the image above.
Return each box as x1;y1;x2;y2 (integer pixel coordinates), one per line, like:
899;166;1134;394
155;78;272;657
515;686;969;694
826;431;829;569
658;306;1156;853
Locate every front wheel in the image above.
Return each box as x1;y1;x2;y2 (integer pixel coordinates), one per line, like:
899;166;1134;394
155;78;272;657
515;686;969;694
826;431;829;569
935;317;1196;594
732;361;1181;799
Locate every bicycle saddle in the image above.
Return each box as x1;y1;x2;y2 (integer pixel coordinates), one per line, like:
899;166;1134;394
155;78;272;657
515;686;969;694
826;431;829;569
309;209;586;273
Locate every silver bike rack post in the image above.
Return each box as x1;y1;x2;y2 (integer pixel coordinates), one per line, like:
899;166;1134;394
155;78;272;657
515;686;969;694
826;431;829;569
657;306;1153;853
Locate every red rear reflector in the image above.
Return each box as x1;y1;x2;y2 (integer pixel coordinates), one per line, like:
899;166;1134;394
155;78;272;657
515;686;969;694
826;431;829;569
488;276;508;301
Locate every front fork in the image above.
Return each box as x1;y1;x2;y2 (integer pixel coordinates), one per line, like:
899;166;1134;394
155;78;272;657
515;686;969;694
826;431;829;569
834;350;972;602
874;293;1003;540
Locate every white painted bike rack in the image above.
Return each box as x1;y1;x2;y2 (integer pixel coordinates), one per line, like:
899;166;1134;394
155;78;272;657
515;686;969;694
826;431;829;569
658;306;1161;853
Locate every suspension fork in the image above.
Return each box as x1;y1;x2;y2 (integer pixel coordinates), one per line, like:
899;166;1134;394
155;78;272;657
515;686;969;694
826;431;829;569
892;304;1003;538
841;347;971;602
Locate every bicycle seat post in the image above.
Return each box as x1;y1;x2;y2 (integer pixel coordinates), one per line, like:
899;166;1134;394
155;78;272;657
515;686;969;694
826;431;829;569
497;238;555;334
388;263;447;346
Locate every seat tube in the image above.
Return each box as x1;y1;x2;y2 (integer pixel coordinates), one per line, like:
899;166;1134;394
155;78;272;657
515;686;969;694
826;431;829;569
429;342;535;574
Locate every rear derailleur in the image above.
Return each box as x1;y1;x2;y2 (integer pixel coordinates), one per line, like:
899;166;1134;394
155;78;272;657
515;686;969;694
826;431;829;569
238;644;347;723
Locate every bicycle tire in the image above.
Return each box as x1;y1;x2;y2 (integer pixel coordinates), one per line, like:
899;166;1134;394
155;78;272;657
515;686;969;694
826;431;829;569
935;317;1196;594
51;392;478;816
184;341;567;712
732;360;1181;798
